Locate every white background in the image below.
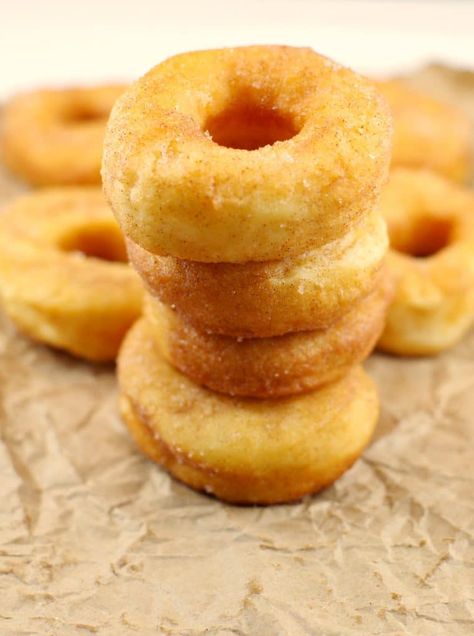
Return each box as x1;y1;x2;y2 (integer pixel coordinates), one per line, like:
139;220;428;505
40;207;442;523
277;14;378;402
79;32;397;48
1;0;473;99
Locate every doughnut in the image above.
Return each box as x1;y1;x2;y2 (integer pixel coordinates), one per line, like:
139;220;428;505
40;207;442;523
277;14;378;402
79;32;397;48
128;209;388;337
1;84;126;186
378;168;474;355
118;319;379;504
0;188;143;361
103;45;392;262
377;80;470;182
145;273;392;398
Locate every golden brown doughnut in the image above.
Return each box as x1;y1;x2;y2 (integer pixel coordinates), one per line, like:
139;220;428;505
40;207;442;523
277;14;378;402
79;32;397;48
377;80;470;182
378;168;474;355
145;274;392;398
128;209;388;337
103;46;392;262
1;84;126;186
118;319;379;504
0;187;143;361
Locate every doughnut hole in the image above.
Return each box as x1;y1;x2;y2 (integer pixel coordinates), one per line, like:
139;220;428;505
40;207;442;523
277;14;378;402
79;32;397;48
60;225;128;262
205;93;298;150
62;103;110;125
390;216;453;258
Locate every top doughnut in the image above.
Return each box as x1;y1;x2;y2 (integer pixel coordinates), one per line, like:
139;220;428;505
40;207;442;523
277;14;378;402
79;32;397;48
103;46;392;262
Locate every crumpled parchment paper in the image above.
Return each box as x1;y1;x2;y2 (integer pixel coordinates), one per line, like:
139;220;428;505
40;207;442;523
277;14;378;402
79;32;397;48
0;66;473;636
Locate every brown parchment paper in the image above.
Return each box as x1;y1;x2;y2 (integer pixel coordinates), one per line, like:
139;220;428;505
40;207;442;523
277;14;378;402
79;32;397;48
0;66;473;636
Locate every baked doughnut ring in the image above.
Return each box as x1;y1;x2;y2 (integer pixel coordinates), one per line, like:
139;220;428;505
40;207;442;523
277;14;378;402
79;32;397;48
103;45;391;262
1;85;126;186
0;188;143;361
118;319;379;504
128;209;388;337
377;80;470;182
378;168;474;355
145;274;392;398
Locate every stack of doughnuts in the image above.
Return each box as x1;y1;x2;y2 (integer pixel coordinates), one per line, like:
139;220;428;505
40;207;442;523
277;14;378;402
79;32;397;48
102;46;393;504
